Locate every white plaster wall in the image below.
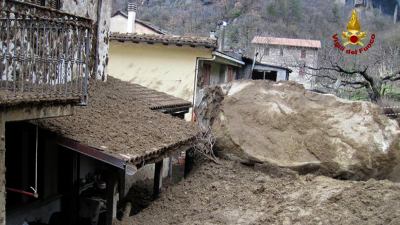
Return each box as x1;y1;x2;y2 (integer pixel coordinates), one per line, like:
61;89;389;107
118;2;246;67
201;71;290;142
110;15;128;33
109;42;213;120
277;70;287;81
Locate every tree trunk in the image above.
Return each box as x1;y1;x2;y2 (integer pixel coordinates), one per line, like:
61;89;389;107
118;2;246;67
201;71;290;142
367;78;382;104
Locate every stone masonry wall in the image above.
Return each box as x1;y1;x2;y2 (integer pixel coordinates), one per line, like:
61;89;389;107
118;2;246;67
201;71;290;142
61;0;111;80
256;45;319;89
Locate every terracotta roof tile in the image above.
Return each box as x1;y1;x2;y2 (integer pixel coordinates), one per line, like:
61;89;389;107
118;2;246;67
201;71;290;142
38;76;197;165
252;36;321;49
110;33;217;48
126;82;192;110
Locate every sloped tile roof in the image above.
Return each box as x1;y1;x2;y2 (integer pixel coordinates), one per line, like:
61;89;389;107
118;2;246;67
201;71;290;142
38;76;197;165
110;33;218;49
127;82;191;110
252;36;321;49
112;10;168;35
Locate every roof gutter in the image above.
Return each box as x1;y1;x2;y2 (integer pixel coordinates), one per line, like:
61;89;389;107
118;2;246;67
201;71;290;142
212;51;245;66
250;50;259;78
192;53;216;121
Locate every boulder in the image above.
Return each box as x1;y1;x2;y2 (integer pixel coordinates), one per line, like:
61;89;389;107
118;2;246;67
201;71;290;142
196;80;400;180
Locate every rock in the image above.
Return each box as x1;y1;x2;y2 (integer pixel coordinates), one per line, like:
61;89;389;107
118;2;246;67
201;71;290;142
196;80;400;180
254;175;269;183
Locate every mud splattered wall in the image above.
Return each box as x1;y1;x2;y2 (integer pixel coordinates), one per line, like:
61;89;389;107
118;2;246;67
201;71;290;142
96;0;112;81
61;0;111;80
61;0;98;20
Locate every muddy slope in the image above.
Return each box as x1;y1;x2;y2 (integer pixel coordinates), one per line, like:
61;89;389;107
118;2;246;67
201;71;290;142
115;160;400;225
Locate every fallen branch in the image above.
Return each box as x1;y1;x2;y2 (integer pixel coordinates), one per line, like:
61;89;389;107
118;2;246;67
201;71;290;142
192;125;220;164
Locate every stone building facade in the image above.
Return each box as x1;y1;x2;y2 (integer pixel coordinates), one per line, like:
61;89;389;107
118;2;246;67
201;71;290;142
252;36;321;89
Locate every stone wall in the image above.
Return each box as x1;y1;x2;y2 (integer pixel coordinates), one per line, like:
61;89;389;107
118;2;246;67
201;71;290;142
256;45;319;89
61;0;111;80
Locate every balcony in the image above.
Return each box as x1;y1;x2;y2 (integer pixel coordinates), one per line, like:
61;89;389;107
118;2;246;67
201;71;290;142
0;0;92;107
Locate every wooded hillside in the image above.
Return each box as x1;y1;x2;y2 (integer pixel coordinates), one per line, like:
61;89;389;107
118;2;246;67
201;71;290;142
112;0;400;52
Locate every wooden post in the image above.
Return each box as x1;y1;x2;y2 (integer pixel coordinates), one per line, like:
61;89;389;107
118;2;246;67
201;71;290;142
153;160;163;199
105;175;118;225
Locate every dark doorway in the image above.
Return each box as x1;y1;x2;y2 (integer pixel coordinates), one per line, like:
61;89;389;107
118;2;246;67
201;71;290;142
265;71;278;81
252;71;278;81
252;71;264;80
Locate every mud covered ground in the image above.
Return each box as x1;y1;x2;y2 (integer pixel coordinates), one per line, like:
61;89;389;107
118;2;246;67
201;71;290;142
115;159;400;225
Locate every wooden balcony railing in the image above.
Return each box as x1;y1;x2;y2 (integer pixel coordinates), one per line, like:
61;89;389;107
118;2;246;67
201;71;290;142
0;0;93;105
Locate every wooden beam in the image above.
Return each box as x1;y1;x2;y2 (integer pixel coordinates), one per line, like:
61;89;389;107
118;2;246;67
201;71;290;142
3;103;74;122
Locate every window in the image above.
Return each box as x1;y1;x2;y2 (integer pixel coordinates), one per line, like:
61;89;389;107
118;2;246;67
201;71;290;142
264;47;270;56
227;67;235;82
202;63;211;87
219;66;226;84
280;48;284;56
301;49;307;59
299;67;305;77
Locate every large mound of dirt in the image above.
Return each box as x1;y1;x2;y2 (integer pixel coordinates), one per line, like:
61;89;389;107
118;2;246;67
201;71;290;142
115;160;400;225
197;80;400;180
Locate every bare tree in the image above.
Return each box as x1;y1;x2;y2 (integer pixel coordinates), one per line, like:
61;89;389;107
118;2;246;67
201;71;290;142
302;42;400;104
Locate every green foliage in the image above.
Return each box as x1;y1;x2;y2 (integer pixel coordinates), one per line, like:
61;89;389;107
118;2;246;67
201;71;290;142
228;8;242;19
349;89;369;101
226;25;240;46
266;0;302;24
332;3;340;23
381;85;400;101
266;3;277;18
288;0;302;21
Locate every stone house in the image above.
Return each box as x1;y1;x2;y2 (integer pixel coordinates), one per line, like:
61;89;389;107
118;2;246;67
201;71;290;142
251;36;321;89
239;57;292;82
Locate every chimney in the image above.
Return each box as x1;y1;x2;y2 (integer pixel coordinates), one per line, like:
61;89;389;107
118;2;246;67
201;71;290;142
127;2;137;33
218;21;227;52
209;30;216;39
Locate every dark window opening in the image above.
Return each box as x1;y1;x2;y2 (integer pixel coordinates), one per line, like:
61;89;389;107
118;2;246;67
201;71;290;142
201;63;211;87
252;71;264;80
264;47;270;56
299;67;305;77
5;122;45;210
301;49;307;58
252;71;278;81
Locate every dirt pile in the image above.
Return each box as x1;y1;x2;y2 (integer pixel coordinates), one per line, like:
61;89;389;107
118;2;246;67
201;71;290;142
114;160;400;225
197;80;400;180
